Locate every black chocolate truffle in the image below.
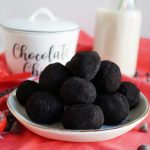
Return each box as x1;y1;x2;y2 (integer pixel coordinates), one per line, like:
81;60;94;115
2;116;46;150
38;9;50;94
25;91;64;124
62;104;104;130
66;51;101;80
92;60;121;93
60;77;96;105
118;82;140;109
16;80;40;106
95;92;129;125
39;63;71;94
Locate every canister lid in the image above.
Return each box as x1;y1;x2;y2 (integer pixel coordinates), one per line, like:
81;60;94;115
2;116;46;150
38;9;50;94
1;8;79;33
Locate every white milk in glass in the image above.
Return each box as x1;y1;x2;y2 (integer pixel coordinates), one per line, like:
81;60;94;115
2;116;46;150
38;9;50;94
94;9;142;76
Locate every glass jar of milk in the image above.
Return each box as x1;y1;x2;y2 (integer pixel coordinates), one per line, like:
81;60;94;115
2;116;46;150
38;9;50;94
94;9;142;76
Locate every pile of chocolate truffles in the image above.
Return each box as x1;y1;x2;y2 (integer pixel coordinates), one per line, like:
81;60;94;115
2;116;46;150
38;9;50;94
16;51;140;130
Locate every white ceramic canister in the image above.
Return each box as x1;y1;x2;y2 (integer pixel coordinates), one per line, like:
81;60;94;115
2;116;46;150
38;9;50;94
1;8;80;76
94;9;142;76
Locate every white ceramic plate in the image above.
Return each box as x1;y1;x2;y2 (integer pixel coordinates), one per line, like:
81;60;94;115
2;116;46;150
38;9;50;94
7;91;149;142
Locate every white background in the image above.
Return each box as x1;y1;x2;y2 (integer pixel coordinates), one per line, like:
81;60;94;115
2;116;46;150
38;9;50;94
0;0;149;37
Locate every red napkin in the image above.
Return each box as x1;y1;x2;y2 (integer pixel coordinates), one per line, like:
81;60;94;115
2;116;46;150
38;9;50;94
0;31;150;150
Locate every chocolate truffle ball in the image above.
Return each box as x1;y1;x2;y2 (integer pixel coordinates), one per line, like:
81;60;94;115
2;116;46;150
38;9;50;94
16;80;40;106
118;82;140;109
60;77;96;105
62;104;104;130
95;92;129;125
25;91;64;124
66;51;101;80
92;60;121;93
39;63;71;94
